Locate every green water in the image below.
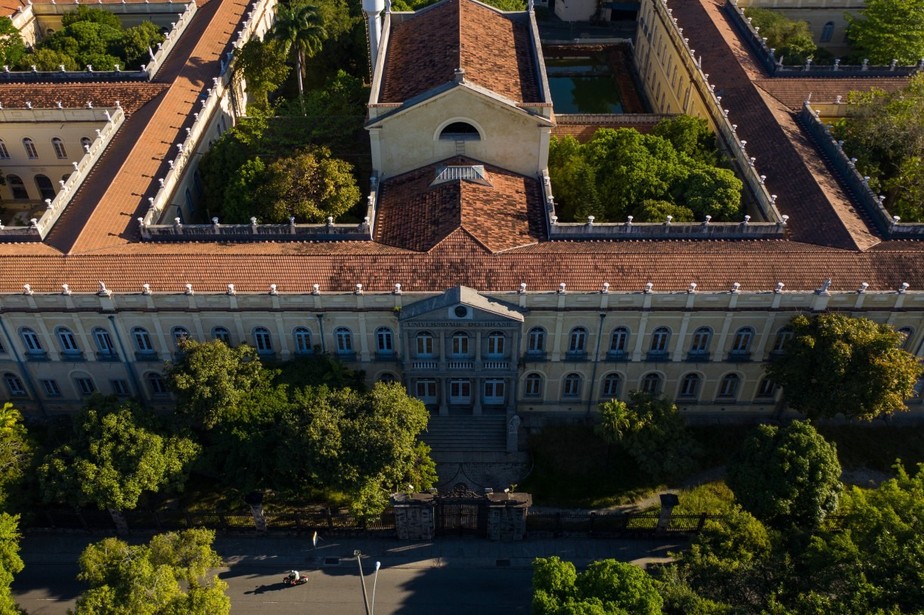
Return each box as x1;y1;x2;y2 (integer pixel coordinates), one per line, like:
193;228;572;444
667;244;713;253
547;75;623;114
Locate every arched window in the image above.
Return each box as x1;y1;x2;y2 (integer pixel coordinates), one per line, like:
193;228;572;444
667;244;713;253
55;327;80;355
132;327;154;352
293;327;313;354
486;331;505;357
755;377;777;400
20;327;43;354
609;327;629;357
562;373;582;398
772;327;793;354
22;138;37;159
820;21;834;43
51;137;67;159
375;327;394;354
171;327;190;350
146;372;169;396
212;327;231;345
416;331;434;357
3;373;26;397
730;327;754;359
568;327;587;356
7;175;27;199
80;137;92;152
650;327;670;353
527;327;546;355
439;121;481;141
717;374;741;399
0;139;9;159
524;373;543;397
688;327;711;357
334;327;353;355
641;372;663;396
92;327;115;358
253;327;273;354
74;374;96;396
378;372;397;383
451;332;469;357
678;373;701;399
601;373;622;399
35;174;55;201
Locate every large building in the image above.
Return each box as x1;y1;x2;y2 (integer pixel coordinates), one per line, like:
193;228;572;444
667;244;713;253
0;0;922;449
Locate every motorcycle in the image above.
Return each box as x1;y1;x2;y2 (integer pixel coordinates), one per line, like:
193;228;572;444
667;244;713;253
283;572;308;586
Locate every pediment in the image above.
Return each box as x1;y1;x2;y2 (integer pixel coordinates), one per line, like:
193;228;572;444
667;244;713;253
399;285;524;325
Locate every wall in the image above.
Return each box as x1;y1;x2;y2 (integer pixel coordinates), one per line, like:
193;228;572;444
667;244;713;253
1;287;921;420
736;0;863;54
370;87;550;179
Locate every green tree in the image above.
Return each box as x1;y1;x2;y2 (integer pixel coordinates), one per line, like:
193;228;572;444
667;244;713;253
258;146;360;223
631;199;695;223
649;115;720;166
0;513;24;615
279;382;433;517
727;421;841;530
38;400;199;526
677;167;742;221
272;1;327;95
118;21;165;70
235;38;291;111
0;18;26;68
595;393;699;481
0;403;30;508
847;0;924;65
73;529;228;615
766;313;922;421
167;339;278;429
743;7;819;65
533;556;662;615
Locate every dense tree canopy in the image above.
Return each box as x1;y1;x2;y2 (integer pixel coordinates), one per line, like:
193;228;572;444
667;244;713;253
533;556;663;615
596;393;699;481
743;7;827;65
835;74;924;221
259;146;361;223
0;18;26;68
847;0;924;65
38;400;199;512
17;7;164;71
73;529;228;615
659;464;924;614
766;313;921;420
272;1;327;95
727;421;841;529
235;38;291;111
548;118;742;223
0;403;30;509
0;513;23;615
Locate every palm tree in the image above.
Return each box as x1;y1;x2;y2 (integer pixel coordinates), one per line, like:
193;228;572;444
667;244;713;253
272;1;326;96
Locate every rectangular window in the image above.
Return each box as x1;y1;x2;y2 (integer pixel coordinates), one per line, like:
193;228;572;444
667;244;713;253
75;377;96;396
111;379;129;396
449;379;471;403
484;379;505;404
415;379;437;402
40;379;61;397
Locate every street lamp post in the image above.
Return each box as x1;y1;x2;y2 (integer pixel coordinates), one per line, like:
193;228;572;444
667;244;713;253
353;550;382;615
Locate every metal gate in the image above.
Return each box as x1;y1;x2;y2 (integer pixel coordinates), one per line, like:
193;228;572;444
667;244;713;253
436;483;487;536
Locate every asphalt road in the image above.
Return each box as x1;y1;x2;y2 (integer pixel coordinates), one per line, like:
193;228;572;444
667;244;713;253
13;533;684;614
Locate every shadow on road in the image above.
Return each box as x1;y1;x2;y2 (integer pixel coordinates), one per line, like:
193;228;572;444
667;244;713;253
242;581;294;595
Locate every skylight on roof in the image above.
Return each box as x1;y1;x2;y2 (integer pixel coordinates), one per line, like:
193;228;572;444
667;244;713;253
431;165;492;187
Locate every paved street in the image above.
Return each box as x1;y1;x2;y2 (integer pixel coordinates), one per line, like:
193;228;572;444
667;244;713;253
13;532;686;614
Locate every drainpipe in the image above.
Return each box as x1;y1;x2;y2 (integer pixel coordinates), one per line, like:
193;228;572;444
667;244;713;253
108;315;144;405
0;316;46;418
585;312;606;416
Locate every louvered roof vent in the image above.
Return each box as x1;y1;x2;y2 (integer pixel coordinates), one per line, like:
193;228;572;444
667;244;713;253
431;165;492;187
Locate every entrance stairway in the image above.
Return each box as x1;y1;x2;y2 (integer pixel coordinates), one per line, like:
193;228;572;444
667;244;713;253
422;415;507;454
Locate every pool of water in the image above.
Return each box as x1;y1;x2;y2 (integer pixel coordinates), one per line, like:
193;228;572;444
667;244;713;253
547;75;623;114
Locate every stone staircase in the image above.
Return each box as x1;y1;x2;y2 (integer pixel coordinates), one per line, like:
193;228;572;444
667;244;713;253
421;415;507;454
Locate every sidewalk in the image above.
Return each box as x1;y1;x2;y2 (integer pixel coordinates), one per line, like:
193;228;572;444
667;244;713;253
19;531;687;570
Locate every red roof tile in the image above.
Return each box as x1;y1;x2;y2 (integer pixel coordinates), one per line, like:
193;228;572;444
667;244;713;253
380;0;540;104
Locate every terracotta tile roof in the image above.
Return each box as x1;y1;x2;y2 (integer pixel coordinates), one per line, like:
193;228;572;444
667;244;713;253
670;0;878;251
374;156;544;252
380;0;540;104
0;83;168;115
755;77;911;110
38;0;249;254
1;0;24;17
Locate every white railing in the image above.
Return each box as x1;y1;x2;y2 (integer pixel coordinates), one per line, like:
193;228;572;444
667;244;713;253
139;1;198;80
482;361;510;370
447;361;474;370
0;106;125;241
411;361;439;370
